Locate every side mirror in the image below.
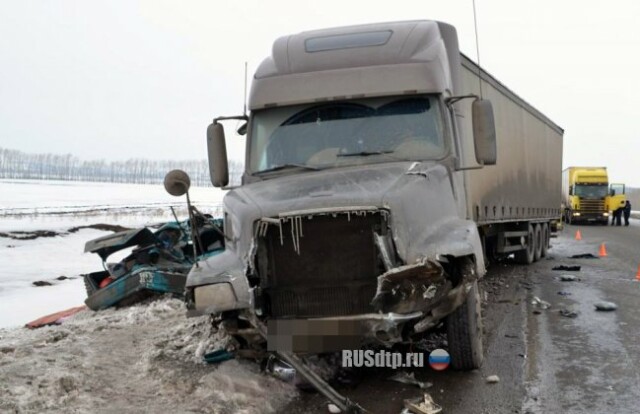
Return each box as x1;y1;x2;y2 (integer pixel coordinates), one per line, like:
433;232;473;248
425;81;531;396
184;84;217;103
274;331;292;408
207;122;229;187
472;99;497;165
164;169;191;197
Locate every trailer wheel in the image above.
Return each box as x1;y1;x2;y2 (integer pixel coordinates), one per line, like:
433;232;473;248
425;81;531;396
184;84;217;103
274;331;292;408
533;224;542;262
540;223;549;257
447;280;483;370
514;224;535;264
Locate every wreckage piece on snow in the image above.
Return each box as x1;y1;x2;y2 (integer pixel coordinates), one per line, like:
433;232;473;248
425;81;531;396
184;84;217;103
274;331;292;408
26;306;87;329
82;212;225;311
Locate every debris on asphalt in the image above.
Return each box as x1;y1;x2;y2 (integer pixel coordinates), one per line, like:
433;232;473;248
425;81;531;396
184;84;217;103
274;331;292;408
531;296;551;310
328;403;341;413
505;334;518;339
559;274;578;282
404;393;442;414
32;280;53;287
559;309;579;318
557;291;572;296
388;371;433;389
570;253;598;259
552;265;581;271
594;301;618;311
486;375;500;384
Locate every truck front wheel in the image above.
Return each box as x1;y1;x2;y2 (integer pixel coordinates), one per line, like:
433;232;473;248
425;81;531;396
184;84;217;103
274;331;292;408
447;280;484;370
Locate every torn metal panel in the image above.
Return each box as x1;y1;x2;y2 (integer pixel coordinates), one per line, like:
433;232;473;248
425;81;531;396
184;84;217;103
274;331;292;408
413;282;472;332
371;260;449;314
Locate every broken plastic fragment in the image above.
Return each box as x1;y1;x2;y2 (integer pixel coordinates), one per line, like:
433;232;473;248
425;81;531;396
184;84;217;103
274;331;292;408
486;375;500;383
327;403;341;413
552;265;581;271
388;371;432;389
203;349;234;364
403;393;442;414
559;309;579;318
559;274;577;282
531;296;551;310
594;301;617;311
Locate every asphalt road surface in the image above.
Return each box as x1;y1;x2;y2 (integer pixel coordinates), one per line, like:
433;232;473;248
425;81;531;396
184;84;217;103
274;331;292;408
284;219;640;413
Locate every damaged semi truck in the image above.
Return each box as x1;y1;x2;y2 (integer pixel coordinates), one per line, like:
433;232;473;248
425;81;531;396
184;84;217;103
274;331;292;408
170;21;563;372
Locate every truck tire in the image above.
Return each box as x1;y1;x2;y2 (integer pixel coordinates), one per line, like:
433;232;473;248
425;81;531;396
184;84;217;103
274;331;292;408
514;224;535;264
447;280;483;370
540;223;549;257
533;224;542;262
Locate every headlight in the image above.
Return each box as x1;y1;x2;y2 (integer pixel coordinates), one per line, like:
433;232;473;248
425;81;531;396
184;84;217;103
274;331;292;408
603;212;609;217
573;212;581;216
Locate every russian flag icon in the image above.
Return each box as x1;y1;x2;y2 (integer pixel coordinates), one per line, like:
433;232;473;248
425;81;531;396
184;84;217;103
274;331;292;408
429;348;450;371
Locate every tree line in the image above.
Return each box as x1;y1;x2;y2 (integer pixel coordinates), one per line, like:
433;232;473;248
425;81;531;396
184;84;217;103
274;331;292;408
0;147;243;187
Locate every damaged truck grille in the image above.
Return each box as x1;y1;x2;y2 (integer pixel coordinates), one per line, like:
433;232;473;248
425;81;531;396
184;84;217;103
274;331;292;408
256;210;386;318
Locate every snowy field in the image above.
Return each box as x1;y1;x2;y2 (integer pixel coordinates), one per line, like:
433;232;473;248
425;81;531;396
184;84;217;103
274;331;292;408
0;180;300;413
0;179;225;328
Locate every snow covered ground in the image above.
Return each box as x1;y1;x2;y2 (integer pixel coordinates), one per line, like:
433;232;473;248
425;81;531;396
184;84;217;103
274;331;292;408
0;180;298;413
0;179;225;328
0;298;296;413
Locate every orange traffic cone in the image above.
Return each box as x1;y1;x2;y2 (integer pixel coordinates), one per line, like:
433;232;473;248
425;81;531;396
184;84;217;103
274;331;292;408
575;230;582;241
635;265;640;281
598;243;607;257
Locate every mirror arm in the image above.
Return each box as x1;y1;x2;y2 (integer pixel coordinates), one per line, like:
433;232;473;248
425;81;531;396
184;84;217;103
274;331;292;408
213;114;248;124
445;94;479;108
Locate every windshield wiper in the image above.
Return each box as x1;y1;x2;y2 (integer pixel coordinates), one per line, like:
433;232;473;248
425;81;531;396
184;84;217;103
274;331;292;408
336;150;395;157
254;163;320;175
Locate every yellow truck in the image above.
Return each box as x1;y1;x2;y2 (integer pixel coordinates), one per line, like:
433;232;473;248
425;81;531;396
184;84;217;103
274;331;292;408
562;166;626;224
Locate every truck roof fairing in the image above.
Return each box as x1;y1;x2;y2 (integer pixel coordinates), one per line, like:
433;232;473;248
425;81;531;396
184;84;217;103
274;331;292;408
249;20;459;110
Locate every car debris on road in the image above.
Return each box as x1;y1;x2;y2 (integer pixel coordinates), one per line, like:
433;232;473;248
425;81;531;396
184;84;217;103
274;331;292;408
559;309;579;318
81;207;224;311
388;371;433;389
559;274;579;282
552;265;581;271
594;301;618;311
403;392;442;414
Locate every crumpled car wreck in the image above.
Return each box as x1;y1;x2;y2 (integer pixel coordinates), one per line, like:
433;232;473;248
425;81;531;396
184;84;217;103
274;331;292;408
82;210;224;311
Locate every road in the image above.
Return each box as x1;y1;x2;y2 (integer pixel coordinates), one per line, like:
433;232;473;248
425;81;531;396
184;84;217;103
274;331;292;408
284;219;640;413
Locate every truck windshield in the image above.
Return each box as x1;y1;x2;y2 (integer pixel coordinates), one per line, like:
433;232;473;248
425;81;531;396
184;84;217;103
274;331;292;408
574;184;608;198
248;95;445;174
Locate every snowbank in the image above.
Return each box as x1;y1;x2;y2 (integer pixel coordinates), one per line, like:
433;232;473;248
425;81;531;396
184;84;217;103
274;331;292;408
0;298;296;413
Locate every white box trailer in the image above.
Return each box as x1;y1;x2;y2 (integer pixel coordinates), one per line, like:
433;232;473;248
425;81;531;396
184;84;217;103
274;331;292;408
169;21;564;382
459;55;564;256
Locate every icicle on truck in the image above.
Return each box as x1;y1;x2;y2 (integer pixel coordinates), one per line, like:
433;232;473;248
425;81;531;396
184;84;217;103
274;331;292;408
166;20;564;371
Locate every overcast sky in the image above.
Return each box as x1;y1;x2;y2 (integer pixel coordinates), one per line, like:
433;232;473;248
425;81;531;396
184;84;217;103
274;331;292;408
1;0;639;185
